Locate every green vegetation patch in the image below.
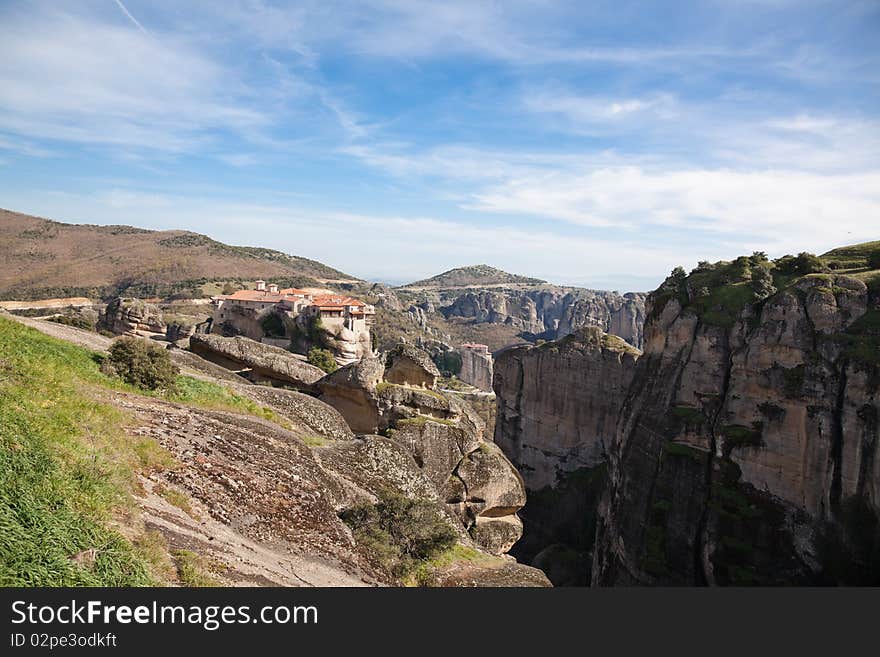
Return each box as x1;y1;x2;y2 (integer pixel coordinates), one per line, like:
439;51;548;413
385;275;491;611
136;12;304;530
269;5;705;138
831;308;880;368
722;423;764;451
340;490;457;581
0;317;167;585
173;549;221;587
662;441;708;462
307;347;338;373
404;544;499;587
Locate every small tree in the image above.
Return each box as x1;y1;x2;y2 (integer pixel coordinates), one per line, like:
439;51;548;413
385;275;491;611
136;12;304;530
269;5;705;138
307;347;338;373
221;282;237;295
868;250;880;271
105;337;179;390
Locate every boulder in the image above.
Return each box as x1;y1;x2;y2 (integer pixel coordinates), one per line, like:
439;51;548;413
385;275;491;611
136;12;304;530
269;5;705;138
316;357;385;433
385;343;440;388
189;333;325;388
101;297;165;335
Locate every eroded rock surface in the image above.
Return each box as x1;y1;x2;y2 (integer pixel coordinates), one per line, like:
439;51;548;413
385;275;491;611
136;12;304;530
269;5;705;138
317;343;528;554
493;326;640;583
189;333;325;388
442;288;646;349
593;271;879;586
101;297;165;335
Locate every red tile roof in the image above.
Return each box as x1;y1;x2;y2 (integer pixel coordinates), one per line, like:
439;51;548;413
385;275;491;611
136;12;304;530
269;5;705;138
312;295;366;308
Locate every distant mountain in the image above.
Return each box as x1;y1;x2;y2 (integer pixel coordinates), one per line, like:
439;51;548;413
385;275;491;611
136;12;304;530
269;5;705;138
401;265;547;289
0;208;359;300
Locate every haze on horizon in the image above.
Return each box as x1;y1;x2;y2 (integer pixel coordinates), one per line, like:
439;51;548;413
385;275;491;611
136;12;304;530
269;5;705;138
0;1;877;292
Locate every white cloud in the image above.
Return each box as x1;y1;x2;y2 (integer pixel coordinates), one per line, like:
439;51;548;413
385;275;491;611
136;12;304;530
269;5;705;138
471;166;880;252
0;9;271;152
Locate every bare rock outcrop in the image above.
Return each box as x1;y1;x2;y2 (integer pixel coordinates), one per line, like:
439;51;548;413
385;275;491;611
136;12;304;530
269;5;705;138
593;266;879;586
316;343;527;555
441;288;646;349
458;343;494;392
189;333;325;388
384;343;440;388
315;357;386;433
493;326;640;583
101;297;165;335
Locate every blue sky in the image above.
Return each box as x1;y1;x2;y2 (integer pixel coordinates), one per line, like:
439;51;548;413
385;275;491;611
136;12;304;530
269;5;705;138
0;1;878;290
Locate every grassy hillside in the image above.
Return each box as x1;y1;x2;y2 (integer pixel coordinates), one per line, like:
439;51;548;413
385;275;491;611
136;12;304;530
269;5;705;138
0;315;287;585
0;208;359;301
402;264;546;289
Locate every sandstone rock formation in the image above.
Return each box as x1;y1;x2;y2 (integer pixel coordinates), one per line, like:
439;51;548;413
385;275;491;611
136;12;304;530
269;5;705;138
101;297;165;335
493;326;640;583
458;343;494;391
441;288;646;349
165;321;195;344
189;333;326;388
592;264;879;585
288;312;373;367
384;343;440;388
316;343;528;554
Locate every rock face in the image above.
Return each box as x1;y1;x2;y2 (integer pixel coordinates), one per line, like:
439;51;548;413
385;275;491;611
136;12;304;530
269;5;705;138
189;333;326;388
165;321;195;343
458;343;494;392
441;289;646;349
593;268;879;586
493;326;641;583
288;313;372;367
101;297;165;335
384;343;440;388
316;343;528;555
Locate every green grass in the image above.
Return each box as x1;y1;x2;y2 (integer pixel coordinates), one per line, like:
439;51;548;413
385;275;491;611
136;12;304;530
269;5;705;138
300;435;328;447
0;316;295;586
173;549;220;587
403;544;499;586
0;316;165;585
154;484;196;518
166;376;291;427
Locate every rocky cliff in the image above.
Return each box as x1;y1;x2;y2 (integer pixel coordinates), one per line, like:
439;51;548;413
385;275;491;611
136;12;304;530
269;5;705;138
493;327;640;584
593;252;879;585
441;289;646;349
317;345;528;555
458;344;494;392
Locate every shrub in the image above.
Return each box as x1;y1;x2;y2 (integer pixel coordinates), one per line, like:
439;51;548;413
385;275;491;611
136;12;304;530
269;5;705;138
776;252;829;276
868;250;880;271
307;347;338;373
48;314;94;331
340;490;457;579
105;337;179;390
221;282;237;295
